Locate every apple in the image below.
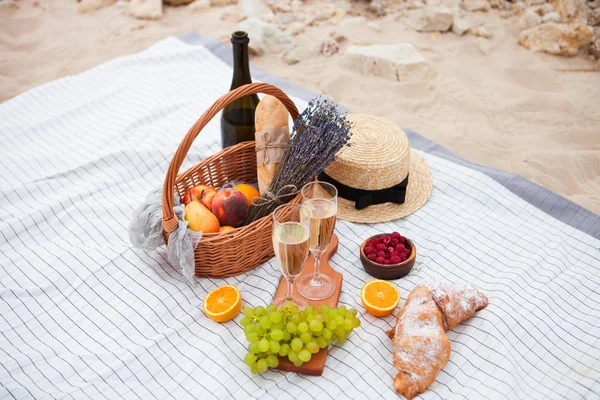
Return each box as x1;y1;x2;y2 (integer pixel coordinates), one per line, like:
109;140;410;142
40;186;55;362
183;184;217;210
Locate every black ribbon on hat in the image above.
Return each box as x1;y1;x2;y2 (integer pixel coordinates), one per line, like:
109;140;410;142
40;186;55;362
318;172;409;210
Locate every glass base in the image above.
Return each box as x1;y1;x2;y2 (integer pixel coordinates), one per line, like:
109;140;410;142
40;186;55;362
273;295;307;310
296;274;336;301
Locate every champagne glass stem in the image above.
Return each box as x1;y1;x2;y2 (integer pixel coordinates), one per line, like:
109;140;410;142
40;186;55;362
311;253;323;286
286;278;294;303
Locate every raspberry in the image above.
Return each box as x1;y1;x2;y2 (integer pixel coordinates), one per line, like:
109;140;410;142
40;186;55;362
377;251;386;258
390;256;401;264
399;236;406;244
382;236;391;245
391;238;399;246
395;244;406;253
375;257;385;264
376;243;387;251
364;246;376;255
367;253;377;261
383;259;391;265
400;253;407;262
387;246;395;254
371;238;380;246
391;232;401;239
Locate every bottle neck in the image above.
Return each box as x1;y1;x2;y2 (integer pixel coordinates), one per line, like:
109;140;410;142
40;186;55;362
231;42;252;88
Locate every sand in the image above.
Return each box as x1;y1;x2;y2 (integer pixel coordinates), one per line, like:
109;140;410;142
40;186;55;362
1;0;599;214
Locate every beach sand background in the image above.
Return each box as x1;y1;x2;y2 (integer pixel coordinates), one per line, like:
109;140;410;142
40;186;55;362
1;0;599;214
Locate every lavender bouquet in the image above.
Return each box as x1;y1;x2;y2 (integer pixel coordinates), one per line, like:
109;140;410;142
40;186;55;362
246;96;353;223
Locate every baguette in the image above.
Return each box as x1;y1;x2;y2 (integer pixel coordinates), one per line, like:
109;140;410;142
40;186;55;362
255;95;290;195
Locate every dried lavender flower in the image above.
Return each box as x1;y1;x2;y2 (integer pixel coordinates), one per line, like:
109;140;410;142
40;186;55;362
246;95;353;223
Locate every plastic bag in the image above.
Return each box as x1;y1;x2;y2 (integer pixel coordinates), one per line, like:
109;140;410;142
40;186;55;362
128;187;202;284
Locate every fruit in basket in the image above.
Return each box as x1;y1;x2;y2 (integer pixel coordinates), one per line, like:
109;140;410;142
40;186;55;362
241;302;361;373
212;188;249;227
185;201;220;233
361;280;400;317
182;184;217;210
220;226;235;233
203;284;242;323
234;183;260;206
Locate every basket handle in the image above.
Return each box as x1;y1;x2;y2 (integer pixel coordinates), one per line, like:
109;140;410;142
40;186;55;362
162;82;300;233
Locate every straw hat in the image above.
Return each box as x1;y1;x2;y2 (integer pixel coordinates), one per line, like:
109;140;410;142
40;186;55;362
320;114;432;223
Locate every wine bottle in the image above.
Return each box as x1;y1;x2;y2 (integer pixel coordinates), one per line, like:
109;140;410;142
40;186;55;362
221;31;260;149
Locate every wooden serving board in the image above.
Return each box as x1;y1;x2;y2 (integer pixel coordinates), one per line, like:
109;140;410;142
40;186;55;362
273;234;343;376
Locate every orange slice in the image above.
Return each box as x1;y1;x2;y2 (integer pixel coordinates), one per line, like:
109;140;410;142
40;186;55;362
361;280;400;317
203;285;242;323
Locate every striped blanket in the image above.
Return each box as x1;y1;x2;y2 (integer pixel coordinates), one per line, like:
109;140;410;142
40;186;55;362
0;33;598;399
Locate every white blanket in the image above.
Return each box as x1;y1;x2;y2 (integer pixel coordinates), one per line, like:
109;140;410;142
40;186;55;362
1;36;599;399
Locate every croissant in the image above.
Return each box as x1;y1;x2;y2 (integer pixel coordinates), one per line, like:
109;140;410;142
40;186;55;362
387;282;488;399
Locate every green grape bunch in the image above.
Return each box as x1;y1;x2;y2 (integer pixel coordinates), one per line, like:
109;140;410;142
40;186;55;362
240;302;361;373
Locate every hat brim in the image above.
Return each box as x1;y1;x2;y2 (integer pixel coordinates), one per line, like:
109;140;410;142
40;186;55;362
336;149;432;223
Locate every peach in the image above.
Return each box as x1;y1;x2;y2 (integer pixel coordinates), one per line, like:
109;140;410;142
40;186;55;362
182;184;217;210
185;201;220;233
220;226;235;233
212;188;249;227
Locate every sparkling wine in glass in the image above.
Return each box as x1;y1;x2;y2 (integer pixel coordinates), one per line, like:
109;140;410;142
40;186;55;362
296;181;338;301
272;204;310;309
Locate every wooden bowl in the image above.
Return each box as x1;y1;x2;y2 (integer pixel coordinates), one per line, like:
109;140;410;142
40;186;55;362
359;235;416;280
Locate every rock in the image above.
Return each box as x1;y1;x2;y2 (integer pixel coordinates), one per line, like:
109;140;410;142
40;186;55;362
129;0;162;19
164;0;194;5
330;8;347;24
525;0;546;5
336;17;367;41
543;10;562;21
290;0;302;12
342;43;432;82
211;0;236;6
239;0;270;17
409;7;454;32
550;0;588;22
188;0;210;12
518;22;594;55
517;8;543;29
409;0;426;8
278;12;301;25
288;21;305;35
115;0;128;8
339;16;367;30
489;0;503;8
271;2;291;12
499;10;514;17
78;0;115;13
238;17;293;51
315;4;337;21
589;8;600;25
470;25;492;37
367;21;382;31
452;17;472;35
221;12;246;22
282;44;317;64
321;38;340;56
536;3;556;15
513;1;526;11
462;0;491;11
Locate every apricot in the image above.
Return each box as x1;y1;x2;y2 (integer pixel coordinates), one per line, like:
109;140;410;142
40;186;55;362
212;188;249;227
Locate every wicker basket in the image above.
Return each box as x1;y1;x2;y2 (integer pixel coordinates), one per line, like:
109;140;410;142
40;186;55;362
162;83;300;278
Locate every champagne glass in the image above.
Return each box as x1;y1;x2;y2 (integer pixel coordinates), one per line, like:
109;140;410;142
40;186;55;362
296;181;338;300
272;203;310;309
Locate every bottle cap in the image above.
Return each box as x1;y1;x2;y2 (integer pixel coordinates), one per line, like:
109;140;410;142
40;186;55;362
231;31;250;45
